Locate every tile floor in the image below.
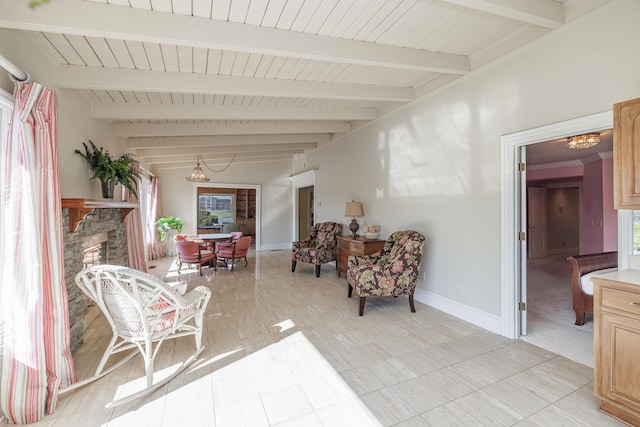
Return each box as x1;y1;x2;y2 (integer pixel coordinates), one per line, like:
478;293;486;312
30;248;623;426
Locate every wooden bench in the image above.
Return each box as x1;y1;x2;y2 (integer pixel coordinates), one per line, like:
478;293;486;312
566;251;617;326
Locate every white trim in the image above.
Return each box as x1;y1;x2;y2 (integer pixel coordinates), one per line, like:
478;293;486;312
501;111;614;339
191;182;262;250
414;289;501;335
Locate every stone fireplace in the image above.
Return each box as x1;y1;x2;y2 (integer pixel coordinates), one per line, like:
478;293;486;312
62;200;136;352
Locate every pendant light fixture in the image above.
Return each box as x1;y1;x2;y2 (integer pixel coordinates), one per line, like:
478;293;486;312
185;154;237;182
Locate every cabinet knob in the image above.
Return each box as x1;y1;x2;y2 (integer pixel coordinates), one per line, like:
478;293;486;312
631;302;640;307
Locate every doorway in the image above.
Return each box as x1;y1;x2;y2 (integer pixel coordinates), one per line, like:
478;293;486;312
297;186;314;241
500;111;617;342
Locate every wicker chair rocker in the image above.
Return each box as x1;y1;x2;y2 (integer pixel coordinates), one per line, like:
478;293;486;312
63;265;211;407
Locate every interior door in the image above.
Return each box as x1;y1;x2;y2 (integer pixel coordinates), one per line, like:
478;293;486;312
528;187;547;259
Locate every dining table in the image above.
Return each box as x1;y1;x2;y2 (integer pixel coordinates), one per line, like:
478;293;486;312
188;233;234;271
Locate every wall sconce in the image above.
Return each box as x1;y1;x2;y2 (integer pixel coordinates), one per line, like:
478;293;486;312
345;201;364;238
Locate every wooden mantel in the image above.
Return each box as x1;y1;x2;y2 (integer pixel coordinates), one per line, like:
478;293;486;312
62;198;139;232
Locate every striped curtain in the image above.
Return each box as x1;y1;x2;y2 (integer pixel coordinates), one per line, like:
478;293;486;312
0;81;75;423
124;187;147;272
147;177;165;260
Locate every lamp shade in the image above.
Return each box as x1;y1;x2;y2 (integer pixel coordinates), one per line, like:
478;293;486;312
345;201;363;217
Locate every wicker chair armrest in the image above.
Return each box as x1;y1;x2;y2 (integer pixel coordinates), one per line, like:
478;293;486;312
177;285;211;309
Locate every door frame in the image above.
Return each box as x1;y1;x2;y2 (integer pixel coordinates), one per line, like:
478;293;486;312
289;170;317;241
500;111;620;339
191;182;261;250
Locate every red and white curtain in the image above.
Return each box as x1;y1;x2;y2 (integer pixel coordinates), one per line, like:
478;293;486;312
124;186;147;272
146;176;165;260
0;81;75;423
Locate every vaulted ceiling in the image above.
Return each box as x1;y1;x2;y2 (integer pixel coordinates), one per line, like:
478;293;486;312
1;0;610;172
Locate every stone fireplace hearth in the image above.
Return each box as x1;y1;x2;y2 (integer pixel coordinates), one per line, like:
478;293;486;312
62;202;134;352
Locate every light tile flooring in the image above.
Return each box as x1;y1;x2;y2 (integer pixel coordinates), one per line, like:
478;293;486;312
32;248;623;426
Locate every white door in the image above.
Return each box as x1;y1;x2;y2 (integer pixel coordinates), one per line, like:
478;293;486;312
528;187;547;259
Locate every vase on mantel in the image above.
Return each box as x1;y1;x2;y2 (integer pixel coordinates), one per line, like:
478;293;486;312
101;179;115;200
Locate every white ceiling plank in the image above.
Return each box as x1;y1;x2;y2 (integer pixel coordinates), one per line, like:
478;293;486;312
64;35;103;67
29;32;67;65
108;39;136;69
254;55;275;78
42;33;85;65
84;36;119;68
150;0;172;13
340;0;386;40
1;0;470;74
55;66;415;101
245;0;270;26
126;41;151;70
304;0;340;34
317;0;356;37
129;0;152;10
275;0;305;30
192;0;213;18
329;0;371;38
172;0;192;16
436;0;564;29
243;54;262;77
128;133;331;149
143;43;165;71
211;0;231;20
206;49;222;74
193;47;209;73
289;1;321;32
92;103;378;120
365;0;416;43
177;45;193;73
160;44;180;71
231;51;250;76
113;121;350;137
264;56;286;79
353;0;404;42
261;0;287;28
229;0;251;23
219;51;235;75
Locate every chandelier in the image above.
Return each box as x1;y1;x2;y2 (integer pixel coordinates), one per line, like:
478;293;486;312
566;133;600;149
185;154;237;182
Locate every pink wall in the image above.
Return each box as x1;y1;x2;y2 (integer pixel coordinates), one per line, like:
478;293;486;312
581;160;604;253
527;164;583;181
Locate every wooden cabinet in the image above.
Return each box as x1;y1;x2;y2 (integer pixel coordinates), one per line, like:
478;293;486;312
614;97;640;209
593;270;640;426
235;188;256;236
337;235;385;278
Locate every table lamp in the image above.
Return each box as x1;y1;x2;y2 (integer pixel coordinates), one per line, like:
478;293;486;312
345;201;364;237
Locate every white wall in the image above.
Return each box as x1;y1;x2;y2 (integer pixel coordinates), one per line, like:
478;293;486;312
294;0;640;322
0;29;128;200
155;159;293;249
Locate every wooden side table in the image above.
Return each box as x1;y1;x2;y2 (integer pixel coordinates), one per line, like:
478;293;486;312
337;235;385;278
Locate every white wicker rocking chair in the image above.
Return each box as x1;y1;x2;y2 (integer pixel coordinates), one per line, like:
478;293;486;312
61;265;211;407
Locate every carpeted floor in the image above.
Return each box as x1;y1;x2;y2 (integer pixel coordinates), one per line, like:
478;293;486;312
522;255;594;367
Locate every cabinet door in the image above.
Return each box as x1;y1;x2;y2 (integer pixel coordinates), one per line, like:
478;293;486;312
614;97;640;208
598;311;640;412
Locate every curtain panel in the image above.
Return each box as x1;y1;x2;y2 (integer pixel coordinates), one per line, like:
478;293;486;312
125;187;147;272
0;81;75;424
147;177;165;260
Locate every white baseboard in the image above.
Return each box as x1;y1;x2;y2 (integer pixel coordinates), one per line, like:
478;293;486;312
413;289;502;335
259;243;292;251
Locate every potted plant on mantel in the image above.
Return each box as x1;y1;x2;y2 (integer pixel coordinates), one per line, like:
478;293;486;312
75;141;141;200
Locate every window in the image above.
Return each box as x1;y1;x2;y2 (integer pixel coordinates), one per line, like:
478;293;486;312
198;193;235;227
634;211;640;254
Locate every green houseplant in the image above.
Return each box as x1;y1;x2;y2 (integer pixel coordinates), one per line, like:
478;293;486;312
155;216;184;241
75;140;142;199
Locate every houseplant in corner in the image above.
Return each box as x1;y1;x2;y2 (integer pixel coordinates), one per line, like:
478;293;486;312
156;216;185;257
75;141;141;199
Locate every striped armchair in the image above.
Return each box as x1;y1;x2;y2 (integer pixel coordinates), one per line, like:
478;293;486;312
347;230;426;316
291;222;342;277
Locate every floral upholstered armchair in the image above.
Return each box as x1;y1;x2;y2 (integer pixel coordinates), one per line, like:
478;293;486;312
292;222;342;277
347;230;426;316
